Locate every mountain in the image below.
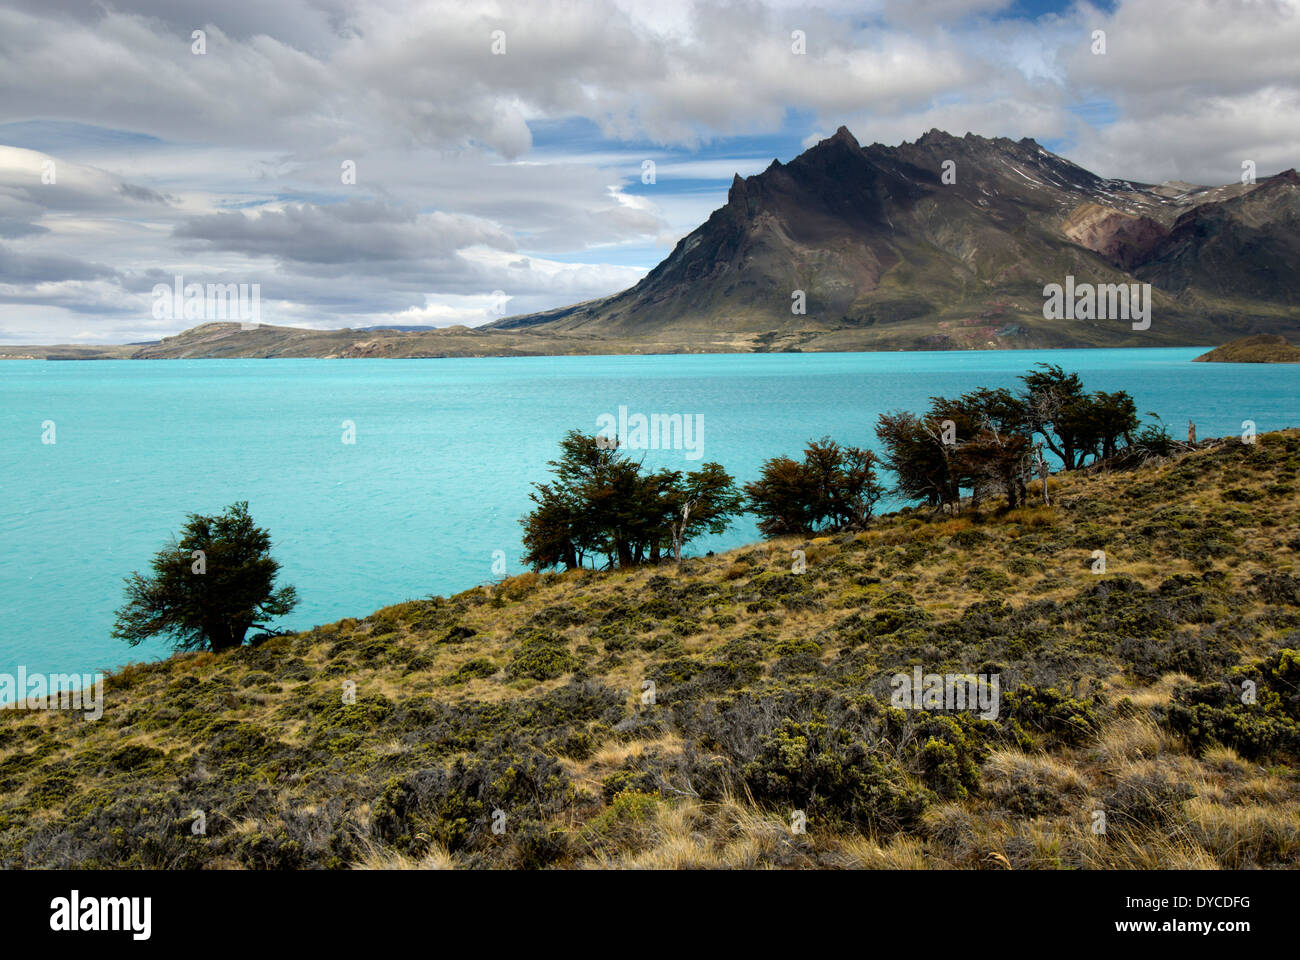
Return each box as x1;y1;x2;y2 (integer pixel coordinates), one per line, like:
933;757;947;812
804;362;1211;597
11;128;1298;360
489;127;1300;351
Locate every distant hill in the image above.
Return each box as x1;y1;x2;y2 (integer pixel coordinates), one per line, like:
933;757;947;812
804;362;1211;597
1194;334;1300;363
0;343;135;360
121;321;677;359
9;320;739;360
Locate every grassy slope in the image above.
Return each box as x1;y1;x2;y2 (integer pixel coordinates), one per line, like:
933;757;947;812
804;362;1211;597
1194;335;1300;364
3;432;1299;869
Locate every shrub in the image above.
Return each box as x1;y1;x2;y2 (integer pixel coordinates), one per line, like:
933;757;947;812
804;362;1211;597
911;714;989;800
950;529;988;549
1163;649;1300;760
1118;626;1239;683
1000;685;1101;749
108;745;165;773
505;631;580;681
508;822;570;868
742;713;928;833
445;658;498;685
371;753;570;854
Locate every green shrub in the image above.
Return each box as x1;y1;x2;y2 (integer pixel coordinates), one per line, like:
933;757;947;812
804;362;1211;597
108;744;165;773
911;714;989;800
444;657;498;685
508;822;570;868
1000;684;1101;749
505;632;580;681
1163;649;1300;760
743;713;928;833
950;529;988;548
1118;626;1239;683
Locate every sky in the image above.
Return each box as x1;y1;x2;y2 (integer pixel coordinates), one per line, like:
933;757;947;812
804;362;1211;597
1;0;1298;344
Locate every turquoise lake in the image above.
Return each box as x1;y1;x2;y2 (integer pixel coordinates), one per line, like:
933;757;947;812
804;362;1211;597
2;347;1296;686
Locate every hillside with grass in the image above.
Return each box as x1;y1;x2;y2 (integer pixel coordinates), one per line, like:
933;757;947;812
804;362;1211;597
3;431;1299;869
1195;334;1300;364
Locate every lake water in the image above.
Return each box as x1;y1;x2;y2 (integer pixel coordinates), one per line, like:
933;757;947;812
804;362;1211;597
2;347;1296;687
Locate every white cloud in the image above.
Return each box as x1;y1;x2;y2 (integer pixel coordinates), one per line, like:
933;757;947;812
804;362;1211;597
0;0;1296;342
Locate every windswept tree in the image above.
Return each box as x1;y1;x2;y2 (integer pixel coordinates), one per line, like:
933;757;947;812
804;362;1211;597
523;433;605;569
878;368;1147;511
1086;390;1140;462
739;453;811;535
953;431;1032;508
520;482;583;571
875;411;955;510
1019;363;1090;470
880;388;1033;512
931;388;1033;508
1019;365;1140;470
1127;412;1176;462
745;437;883;536
645;462;744;563
113;501;298;652
521;431;743;571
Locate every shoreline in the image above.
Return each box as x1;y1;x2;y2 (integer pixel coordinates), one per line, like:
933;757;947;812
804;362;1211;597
1;342;1225;362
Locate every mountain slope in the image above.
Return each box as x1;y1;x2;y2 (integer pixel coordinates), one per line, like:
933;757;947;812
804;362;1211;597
1133;171;1300;303
490;128;1300;350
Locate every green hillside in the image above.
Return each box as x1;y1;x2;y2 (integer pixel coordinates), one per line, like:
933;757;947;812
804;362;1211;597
3;432;1299;869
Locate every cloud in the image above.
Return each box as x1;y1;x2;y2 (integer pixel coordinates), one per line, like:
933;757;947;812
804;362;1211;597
0;0;1296;342
174;199;516;265
0;1;1003;157
0;218;48;239
0;243;117;284
0;146;175;217
1059;0;1300;180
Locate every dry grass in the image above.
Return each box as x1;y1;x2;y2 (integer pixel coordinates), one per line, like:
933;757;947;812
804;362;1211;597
4;430;1299;869
353;841;458;870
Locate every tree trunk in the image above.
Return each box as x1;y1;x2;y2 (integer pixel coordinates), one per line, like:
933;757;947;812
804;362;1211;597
207;620;243;651
673;501;693;563
1034;445;1051;505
